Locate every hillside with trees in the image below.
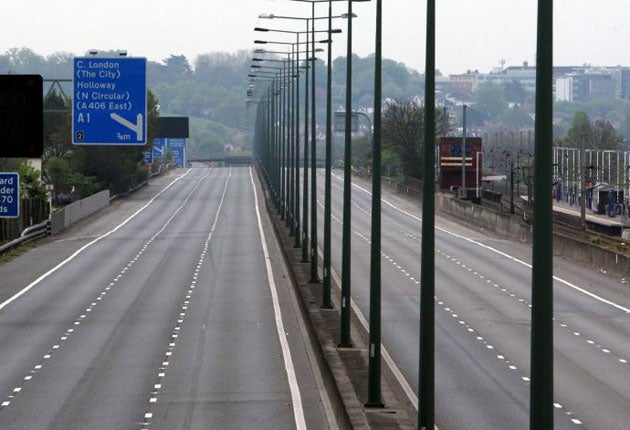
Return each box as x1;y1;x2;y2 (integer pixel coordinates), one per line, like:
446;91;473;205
3;46;630;196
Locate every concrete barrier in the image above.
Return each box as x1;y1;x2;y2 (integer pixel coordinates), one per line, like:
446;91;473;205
50;190;110;235
435;191;630;276
554;233;630;275
436;192;532;242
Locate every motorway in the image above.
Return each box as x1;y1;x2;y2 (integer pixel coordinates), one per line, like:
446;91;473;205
0;167;332;430
310;168;630;430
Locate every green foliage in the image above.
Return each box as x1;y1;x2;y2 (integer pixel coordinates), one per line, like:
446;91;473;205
46;157;70;194
351;133;372;169
500;106;534;128
3;46;445;190
382;99;451;180
382;148;403;180
43;90;73;161
620;112;630;144
13;159;47;199
559;111;622;149
331;54;423;109
503;80;528;105
474;82;507;118
67;172;100;198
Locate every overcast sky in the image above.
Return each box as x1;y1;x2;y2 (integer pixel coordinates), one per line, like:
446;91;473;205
1;0;628;75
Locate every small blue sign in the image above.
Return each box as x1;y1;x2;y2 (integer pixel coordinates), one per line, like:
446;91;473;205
0;173;19;218
142;149;153;165
168;138;187;167
72;57;147;145
152;138;166;158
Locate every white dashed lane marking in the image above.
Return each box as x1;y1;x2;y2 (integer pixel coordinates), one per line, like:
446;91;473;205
138;169;230;429
0;171;208;414
320;190;589;426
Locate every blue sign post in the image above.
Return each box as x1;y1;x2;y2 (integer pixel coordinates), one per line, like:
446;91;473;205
72;57;147;145
152;138;166;158
0;173;19;218
142;149;153;165
168;138;187;167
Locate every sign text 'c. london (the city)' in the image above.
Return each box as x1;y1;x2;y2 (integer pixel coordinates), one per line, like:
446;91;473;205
72;57;147;146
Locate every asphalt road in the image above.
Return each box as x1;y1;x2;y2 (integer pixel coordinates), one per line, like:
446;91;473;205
310;168;630;430
0;167;333;430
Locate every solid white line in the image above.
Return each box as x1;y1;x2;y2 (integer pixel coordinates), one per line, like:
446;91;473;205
0;170;193;313
336;172;630;314
250;168;307;430
327;265;419;410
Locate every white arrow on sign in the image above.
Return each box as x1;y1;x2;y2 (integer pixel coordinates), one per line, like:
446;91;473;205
110;112;144;142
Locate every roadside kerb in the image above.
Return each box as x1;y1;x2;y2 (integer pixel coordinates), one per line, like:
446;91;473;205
258;168;416;430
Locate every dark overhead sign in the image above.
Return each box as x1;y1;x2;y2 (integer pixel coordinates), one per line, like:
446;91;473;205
156;117;189;138
0;75;43;158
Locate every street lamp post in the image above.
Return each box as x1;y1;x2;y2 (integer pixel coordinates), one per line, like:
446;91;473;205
254;38;325;259
261;8;343;276
254;55;296;230
366;0;383;408
419;0;436;427
249;68;289;212
262;4;366;313
255;47;310;250
309;1;319;282
258;36;313;264
323;0;335;308
530;0;554;428
330;0;371;347
339;0;354;348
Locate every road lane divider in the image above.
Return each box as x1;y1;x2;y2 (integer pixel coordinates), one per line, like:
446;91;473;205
0;170;209;415
0;169;193;313
250;167;307;430
330;171;630;316
139;169;230;429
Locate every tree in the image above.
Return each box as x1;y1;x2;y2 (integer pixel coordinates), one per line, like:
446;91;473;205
474;82;507;119
591;118;622;150
43;90;72;160
562;111;622;150
501;106;534;128
565;111;591;146
14;159;47;199
620;112;630;147
503;80;527;105
160;55;192;84
382;98;451;179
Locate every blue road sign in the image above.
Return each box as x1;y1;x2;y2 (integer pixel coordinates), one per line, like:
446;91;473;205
72;57;147;145
168;138;187;167
152;138;166;158
0;173;19;218
142;149;153;165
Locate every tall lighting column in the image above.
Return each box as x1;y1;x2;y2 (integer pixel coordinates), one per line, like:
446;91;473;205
309;1;319;282
339;0;354;348
530;0;554;428
419;0;436;428
366;0;383;408
261;6;352;289
322;0;335;309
